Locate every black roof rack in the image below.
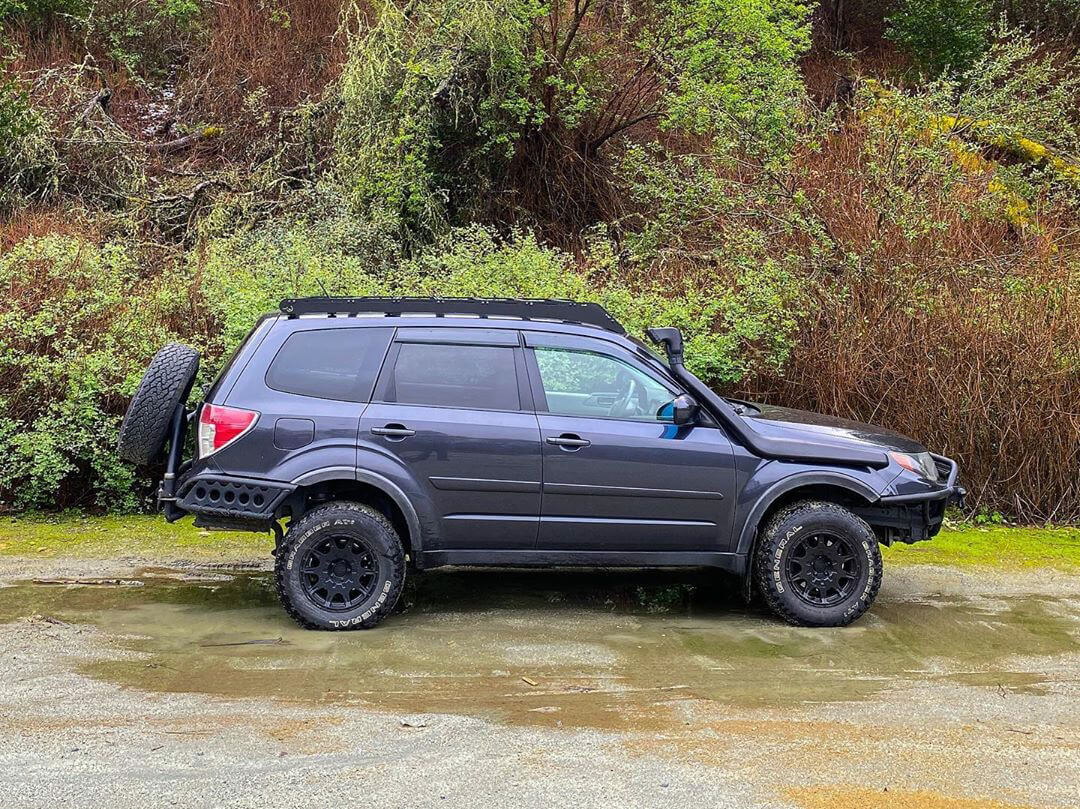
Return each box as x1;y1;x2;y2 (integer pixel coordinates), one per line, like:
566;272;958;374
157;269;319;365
278;296;625;334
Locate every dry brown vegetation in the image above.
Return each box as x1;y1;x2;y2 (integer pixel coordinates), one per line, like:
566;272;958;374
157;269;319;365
741;120;1080;521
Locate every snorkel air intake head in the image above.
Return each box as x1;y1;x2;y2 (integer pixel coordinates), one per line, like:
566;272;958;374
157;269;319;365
646;327;684;367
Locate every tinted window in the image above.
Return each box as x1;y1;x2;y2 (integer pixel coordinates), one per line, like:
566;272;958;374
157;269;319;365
266;328;393;401
534;347;675;421
383;343;520;410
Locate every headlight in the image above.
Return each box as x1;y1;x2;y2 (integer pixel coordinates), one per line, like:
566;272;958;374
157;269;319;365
889;451;939;482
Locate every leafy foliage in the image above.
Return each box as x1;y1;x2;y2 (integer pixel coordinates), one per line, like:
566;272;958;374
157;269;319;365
0;235;192;510
334;0;811;247
199;216;800;386
950;21;1080;155
334;0;542;245
886;0;992;76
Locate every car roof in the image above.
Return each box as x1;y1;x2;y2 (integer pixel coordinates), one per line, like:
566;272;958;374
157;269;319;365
267;297;671;371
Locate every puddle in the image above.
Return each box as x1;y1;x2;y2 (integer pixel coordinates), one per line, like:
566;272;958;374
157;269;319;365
1;569;1077;730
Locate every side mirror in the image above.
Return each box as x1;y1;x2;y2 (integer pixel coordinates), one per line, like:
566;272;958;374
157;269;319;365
658;394;698;425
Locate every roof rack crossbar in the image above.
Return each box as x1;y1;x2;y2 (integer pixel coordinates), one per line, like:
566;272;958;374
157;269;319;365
278;296;625;334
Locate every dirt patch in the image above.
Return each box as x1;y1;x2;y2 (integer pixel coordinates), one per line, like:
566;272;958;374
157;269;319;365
789;787;1040;809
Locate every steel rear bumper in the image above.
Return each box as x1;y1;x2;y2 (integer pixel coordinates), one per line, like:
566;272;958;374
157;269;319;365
162;471;293;530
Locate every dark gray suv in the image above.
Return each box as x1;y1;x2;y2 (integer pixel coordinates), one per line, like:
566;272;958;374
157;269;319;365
117;297;963;629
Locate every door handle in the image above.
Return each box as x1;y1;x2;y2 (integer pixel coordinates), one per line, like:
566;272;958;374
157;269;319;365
546;434;590;448
371;424;415;438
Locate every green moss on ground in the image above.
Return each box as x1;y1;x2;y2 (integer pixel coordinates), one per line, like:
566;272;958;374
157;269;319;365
0;514;271;562
0;515;1077;571
881;523;1080;571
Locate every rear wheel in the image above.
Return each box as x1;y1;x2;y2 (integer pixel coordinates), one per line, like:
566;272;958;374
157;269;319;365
754;500;882;627
275;502;405;630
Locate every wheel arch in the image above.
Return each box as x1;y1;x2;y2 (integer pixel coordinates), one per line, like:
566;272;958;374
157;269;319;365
735;472;880;562
286;468;422;559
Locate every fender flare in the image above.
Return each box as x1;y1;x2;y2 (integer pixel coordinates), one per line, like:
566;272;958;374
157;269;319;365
734;471;881;559
290;467;424;555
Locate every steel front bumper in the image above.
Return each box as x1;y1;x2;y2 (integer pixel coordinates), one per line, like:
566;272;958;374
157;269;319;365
873;453;965;543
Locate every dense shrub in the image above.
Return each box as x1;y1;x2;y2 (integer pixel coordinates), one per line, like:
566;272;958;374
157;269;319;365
886;0;993;76
3;0;207;75
334;0;811;247
0;234;194;510
198;215;800;385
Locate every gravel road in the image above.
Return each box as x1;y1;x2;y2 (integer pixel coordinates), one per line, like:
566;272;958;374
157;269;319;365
0;557;1077;809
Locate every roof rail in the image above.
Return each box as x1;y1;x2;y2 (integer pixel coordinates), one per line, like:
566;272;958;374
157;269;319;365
278;296;625;334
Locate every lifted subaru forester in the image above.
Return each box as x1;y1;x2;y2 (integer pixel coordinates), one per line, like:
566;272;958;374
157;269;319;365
117;297;963;629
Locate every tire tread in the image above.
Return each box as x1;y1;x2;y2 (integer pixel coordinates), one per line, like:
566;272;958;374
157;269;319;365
753;500;883;627
117;343;200;465
274;501;406;631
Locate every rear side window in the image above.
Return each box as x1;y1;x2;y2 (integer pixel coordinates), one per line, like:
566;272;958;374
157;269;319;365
265;327;393;402
381;343;520;410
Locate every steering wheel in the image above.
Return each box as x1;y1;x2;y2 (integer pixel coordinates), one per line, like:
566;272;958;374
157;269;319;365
608;373;643;418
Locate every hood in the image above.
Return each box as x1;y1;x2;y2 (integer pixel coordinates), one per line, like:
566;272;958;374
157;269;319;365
739;403;927;454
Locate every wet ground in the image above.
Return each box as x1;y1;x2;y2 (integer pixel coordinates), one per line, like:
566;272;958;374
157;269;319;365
1;559;1078;808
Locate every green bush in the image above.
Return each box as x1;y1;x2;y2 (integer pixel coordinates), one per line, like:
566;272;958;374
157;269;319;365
394;225;800;384
198;214;799;387
196;191;400;351
886;0;992;76
1;0;207;76
0;235;191;510
333;0;811;248
334;0;540;245
0;0;85;24
0;68;58;210
951;21;1080;155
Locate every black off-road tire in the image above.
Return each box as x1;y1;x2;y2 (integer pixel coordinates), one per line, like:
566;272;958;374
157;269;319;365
754;500;883;627
117;343;200;465
275;502;406;630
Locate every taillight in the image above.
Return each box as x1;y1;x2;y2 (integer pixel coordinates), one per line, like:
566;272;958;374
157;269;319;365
198;404;258;458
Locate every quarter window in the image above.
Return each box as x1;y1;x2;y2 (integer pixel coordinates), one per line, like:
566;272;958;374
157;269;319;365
383;343;520;411
265;328;393;402
533;347;676;421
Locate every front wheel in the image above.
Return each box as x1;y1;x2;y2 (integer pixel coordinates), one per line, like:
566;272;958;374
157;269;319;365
754;500;882;627
275;502;405;630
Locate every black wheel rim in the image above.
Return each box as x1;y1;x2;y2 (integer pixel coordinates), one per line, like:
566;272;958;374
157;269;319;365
300;535;378;611
785;533;859;607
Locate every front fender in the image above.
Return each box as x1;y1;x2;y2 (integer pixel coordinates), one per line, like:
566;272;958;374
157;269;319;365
733;464;893;559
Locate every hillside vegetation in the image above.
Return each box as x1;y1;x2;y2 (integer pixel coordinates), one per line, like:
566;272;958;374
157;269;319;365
1;1;1078;520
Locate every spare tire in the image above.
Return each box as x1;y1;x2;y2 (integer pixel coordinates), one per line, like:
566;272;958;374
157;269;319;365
117;343;200;465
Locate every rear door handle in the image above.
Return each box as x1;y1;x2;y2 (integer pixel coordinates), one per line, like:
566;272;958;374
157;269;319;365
371;424;415;438
546;434;590;448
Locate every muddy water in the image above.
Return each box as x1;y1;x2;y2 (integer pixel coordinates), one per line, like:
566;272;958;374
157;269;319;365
0;569;1076;730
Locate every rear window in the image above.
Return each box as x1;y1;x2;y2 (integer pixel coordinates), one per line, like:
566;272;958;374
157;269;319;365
380;342;520;411
265;327;393;402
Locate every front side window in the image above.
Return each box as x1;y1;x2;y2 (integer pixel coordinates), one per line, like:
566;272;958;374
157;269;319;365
383;343;520;411
533;347;676;421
